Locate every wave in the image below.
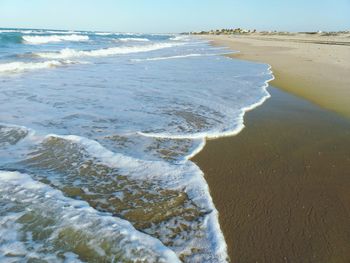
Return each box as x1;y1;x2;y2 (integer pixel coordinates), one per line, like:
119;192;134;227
95;32;113;36
132;53;206;62
0;29;79;35
0;29;19;33
35;42;181;59
39;30;79;35
171;35;190;41
0;171;180;262
0;124;229;261
22;34;89;44
0;118;229;261
41;133;228;261
118;37;150;42
0;34;22;45
139;67;274;140
0;35;276;262
0;60;79;73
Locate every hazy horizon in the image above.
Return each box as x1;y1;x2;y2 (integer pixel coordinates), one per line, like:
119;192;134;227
1;0;349;33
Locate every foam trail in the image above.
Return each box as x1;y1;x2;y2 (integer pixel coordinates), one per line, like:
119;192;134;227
23;34;89;44
138;72;274;140
0;171;181;262
0;31;276;262
95;32;113;36
118;37;150;42
132;53;205;62
171;35;191;41
35;43;181;59
43;133;228;262
40;30;78;35
0;60;79;73
0;29;19;33
0;29;78;34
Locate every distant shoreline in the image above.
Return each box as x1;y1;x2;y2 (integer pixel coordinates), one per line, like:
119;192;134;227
200;32;350;117
185;28;350;37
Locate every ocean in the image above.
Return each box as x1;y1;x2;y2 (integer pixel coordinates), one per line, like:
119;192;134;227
0;28;273;262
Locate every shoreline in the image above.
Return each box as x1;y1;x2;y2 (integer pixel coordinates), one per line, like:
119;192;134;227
201;34;350;118
192;35;350;262
193;86;350;262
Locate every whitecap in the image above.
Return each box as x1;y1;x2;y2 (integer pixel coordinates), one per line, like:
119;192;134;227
22;34;89;44
118;37;151;42
95;32;113;36
0;60;79;73
35;42;182;59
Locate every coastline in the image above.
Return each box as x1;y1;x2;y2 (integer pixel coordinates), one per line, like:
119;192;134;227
193;87;350;263
192;35;350;262
201;34;350;118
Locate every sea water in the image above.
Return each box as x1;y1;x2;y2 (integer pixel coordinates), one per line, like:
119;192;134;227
0;28;273;262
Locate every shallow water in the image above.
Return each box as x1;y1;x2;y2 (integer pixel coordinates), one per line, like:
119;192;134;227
0;28;273;262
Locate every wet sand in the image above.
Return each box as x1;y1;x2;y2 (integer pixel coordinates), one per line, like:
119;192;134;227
193;87;350;262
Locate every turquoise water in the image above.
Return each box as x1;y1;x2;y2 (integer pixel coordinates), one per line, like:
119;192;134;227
0;28;273;262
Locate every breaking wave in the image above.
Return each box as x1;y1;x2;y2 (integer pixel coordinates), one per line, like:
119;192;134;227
118;37;151;42
132;53;208;62
0;170;180;262
0;60;79;73
35;43;181;59
22;34;89;44
0;28;276;262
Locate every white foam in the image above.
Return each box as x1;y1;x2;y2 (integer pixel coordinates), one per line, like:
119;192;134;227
0;29;78;34
35;42;181;59
0;60;79;73
0;29;82;35
0;171;180;262
45;134;228;262
42;30;78;35
95;32;113;36
23;34;89;44
138;69;274;140
0;29;19;33
183;138;207;160
118;37;150;42
171;35;191;41
0;35;276;262
132;53;204;62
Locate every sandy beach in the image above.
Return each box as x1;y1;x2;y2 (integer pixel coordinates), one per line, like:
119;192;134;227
193;34;350;262
203;33;350;117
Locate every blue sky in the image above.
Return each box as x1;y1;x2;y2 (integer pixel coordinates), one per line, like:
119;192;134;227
0;0;349;33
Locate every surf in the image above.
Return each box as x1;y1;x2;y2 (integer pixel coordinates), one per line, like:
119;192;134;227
22;34;89;44
0;28;274;262
34;42;182;59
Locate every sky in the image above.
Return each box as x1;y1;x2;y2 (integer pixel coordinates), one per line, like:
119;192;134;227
0;0;349;33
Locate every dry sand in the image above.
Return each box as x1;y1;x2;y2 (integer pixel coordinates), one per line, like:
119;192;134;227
192;34;350;262
203;33;350;117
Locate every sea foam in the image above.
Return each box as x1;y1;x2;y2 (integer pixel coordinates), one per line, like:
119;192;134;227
22;34;89;44
0;171;180;262
132;53;209;62
0;60;79;73
0;30;275;262
118;37;151;42
35;42;181;59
